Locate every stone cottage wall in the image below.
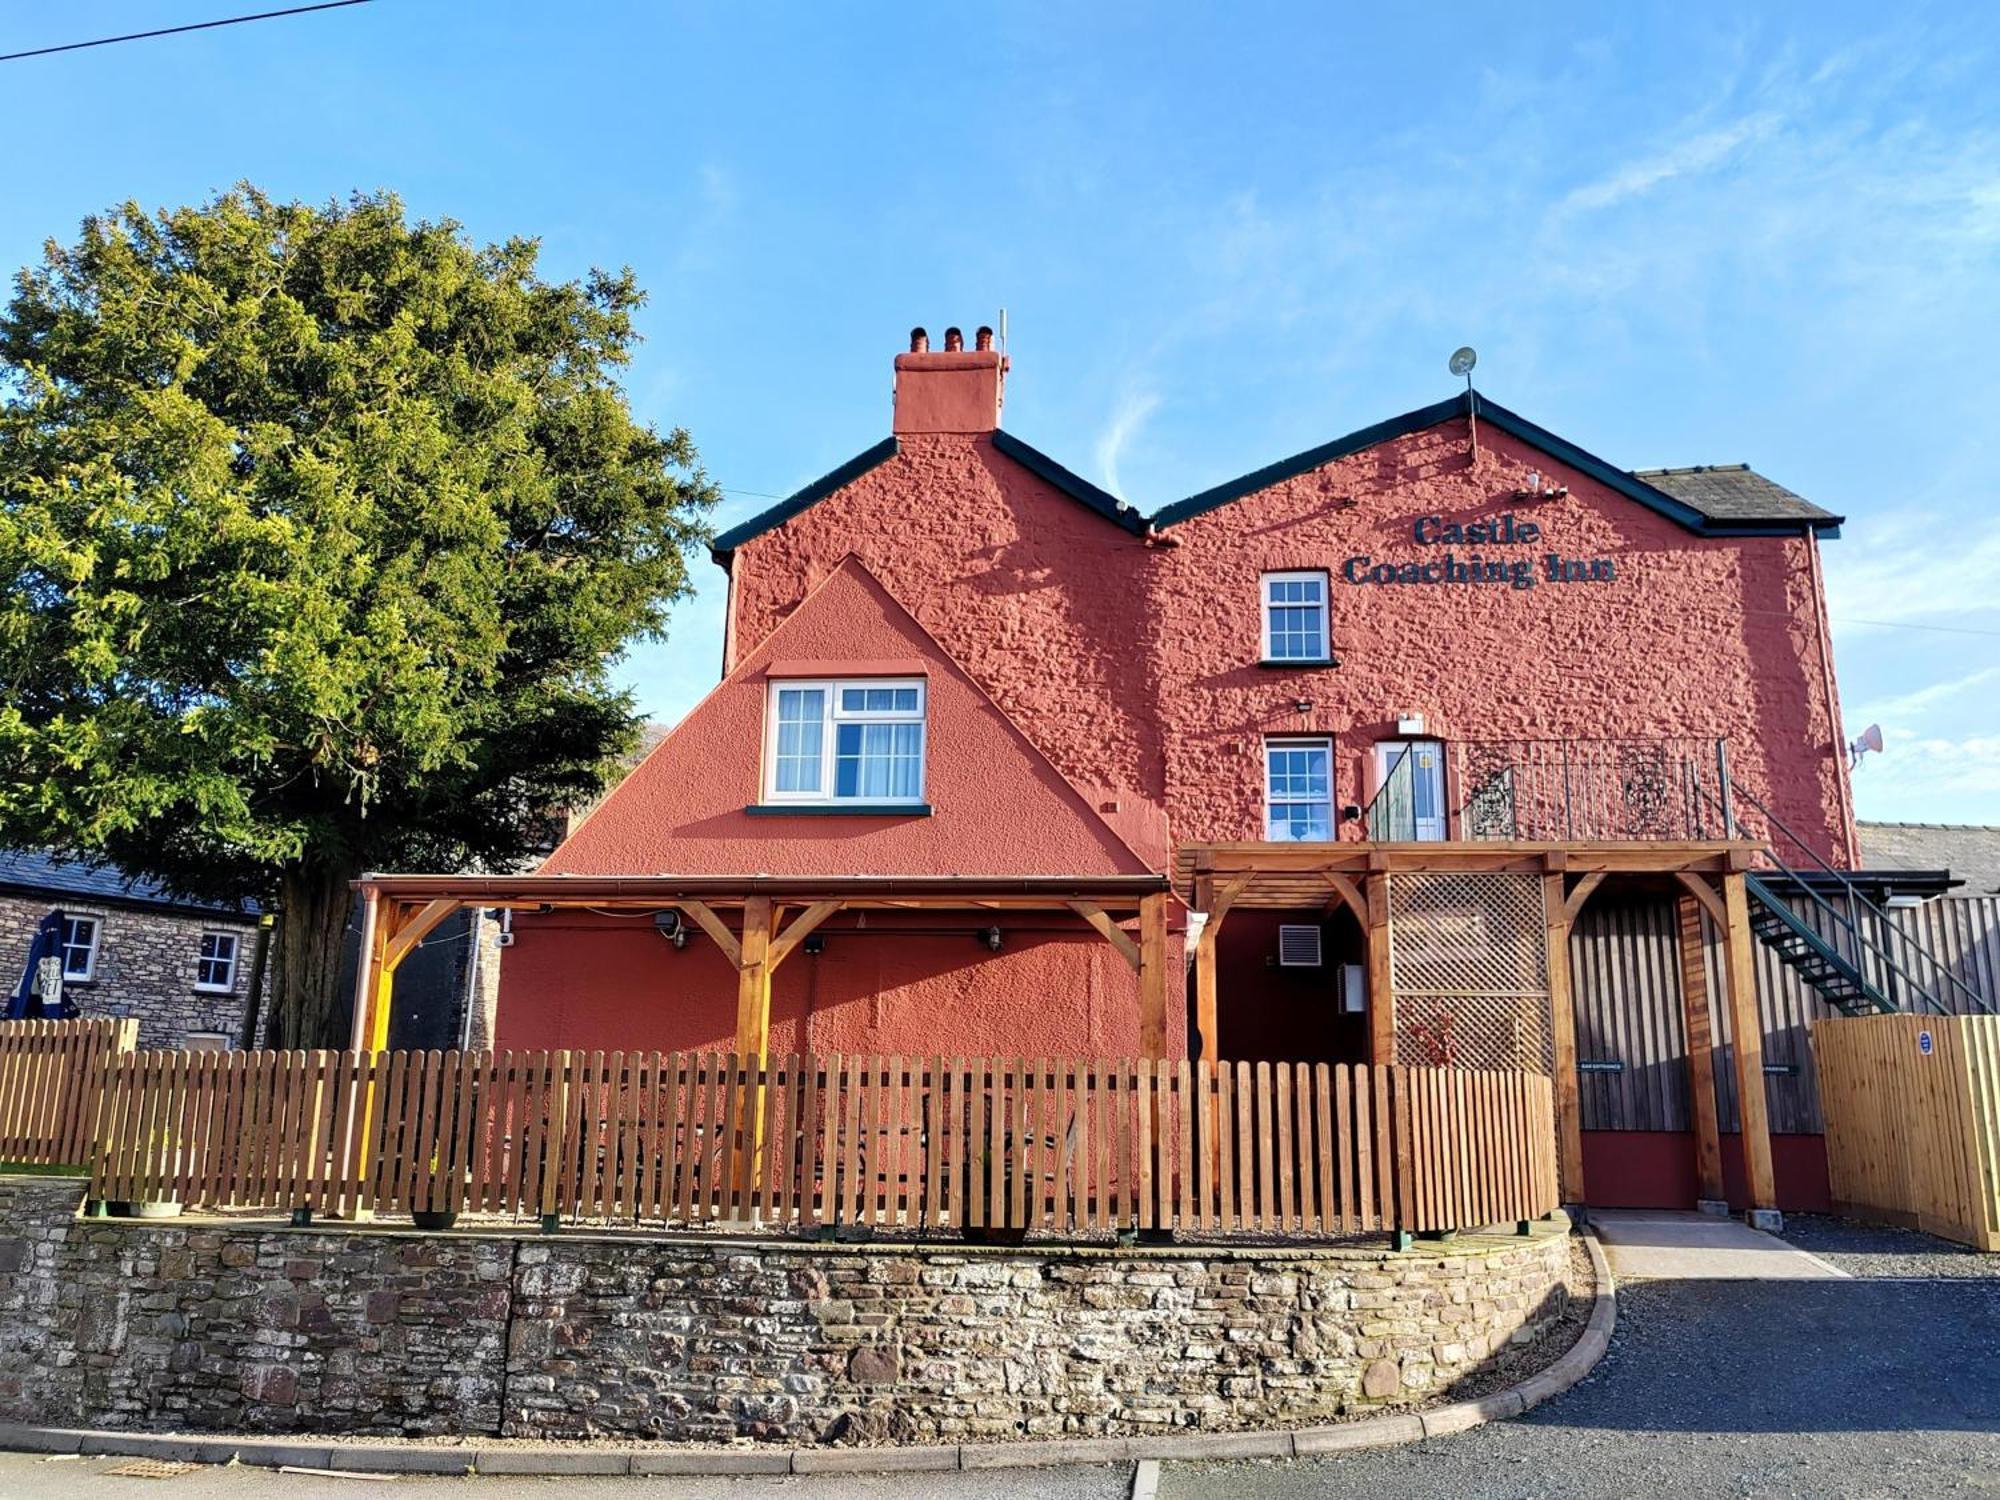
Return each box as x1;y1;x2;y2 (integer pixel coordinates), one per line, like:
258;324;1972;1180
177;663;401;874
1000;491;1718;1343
0;1176;1570;1445
0;895;257;1050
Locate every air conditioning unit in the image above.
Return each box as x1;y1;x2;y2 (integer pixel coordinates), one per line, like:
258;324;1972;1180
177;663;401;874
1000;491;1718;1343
1277;924;1323;968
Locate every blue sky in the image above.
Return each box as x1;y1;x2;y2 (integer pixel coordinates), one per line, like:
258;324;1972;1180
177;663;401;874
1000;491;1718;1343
6;2;1998;823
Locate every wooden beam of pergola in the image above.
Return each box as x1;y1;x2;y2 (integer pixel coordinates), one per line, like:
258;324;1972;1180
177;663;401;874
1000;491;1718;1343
1562;871;1608;925
1190;873;1252;1064
1068;900;1140;970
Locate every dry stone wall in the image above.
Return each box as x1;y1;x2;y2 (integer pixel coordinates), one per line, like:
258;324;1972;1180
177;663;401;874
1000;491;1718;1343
0;1175;1569;1444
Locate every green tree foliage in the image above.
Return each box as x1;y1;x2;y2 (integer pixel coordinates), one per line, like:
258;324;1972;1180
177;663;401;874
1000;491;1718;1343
0;188;714;1045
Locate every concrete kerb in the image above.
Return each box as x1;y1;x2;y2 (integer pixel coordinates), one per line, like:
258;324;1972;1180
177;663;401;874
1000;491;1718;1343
0;1232;1618;1479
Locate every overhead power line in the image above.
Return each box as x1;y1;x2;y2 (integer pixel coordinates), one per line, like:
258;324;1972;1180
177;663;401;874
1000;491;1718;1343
0;1;373;63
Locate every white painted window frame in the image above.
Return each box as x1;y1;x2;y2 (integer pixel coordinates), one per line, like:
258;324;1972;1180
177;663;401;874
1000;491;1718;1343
1263;735;1335;841
195;930;240;993
60;914;100;982
762;677;928;806
1260;569;1331;663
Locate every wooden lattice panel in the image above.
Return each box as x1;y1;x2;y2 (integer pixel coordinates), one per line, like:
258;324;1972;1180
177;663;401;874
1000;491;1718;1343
1388;872;1553;1073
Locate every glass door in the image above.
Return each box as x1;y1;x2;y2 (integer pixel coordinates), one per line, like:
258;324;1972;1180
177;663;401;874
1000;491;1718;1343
1373;741;1447;841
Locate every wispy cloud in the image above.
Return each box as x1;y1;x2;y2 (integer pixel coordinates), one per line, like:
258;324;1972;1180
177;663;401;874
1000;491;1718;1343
1557;111;1782;215
1823;512;2000;634
1850;664;2000;726
1095;391;1159;500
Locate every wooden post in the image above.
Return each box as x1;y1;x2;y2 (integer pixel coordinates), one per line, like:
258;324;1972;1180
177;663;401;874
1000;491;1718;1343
1365;873;1395;1067
1721;871;1779;1221
733;897;774;1200
1541;872;1586;1206
1675;893;1728;1208
1137;893;1169;1061
1193;874;1218;1066
349;888;383;1053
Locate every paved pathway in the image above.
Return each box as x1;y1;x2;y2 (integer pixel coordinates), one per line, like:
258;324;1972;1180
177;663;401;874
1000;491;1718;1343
1590;1208;1850;1280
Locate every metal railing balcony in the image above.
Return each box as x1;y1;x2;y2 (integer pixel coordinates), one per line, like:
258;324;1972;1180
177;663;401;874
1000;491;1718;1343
1360;735;1734;843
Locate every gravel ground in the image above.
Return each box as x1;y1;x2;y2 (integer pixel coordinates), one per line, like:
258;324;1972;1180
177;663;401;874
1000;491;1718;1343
1776;1215;2000;1280
1162;1226;2000;1500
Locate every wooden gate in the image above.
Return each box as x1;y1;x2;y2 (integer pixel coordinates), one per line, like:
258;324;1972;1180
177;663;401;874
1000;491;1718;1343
1813;1014;2000;1250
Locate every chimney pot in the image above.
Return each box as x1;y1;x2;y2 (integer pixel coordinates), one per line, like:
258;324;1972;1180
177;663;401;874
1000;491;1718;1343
975;325;994;351
892;323;1007;435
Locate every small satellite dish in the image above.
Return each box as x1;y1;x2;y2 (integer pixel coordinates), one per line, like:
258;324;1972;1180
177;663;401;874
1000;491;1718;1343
1848;723;1885;769
1448;346;1477;378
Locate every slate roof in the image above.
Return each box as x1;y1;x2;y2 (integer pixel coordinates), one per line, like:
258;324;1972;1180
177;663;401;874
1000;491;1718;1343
0;849;259;918
1857;822;2000;897
1632;465;1842;530
1152;393;1842;536
710;390;1841;559
710;432;1145;559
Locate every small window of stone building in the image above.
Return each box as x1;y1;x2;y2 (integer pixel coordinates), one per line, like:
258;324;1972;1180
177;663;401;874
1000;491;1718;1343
195;931;239;992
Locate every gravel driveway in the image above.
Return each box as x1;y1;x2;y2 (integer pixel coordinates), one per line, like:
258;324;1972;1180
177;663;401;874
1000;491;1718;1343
1165;1219;2000;1500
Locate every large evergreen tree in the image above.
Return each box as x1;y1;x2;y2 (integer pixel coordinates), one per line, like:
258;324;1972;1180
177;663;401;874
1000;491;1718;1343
0;187;714;1045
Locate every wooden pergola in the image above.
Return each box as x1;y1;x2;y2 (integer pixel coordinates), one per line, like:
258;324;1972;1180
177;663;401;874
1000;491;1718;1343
1183;839;1776;1216
349;872;1175;1065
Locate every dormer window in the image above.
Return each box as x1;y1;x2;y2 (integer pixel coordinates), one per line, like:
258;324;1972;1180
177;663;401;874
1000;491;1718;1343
1262;571;1330;664
763;678;927;806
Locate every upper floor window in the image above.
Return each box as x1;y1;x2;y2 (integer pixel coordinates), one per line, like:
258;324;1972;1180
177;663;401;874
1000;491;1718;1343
1262;571;1329;663
764;679;927;805
1266;737;1333;841
196;931;240;992
60;915;99;981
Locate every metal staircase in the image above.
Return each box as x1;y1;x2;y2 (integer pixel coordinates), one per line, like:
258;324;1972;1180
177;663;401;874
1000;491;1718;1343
1716;782;1993;1019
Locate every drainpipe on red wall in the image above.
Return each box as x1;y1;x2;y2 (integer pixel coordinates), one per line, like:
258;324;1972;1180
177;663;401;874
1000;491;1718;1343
1805;530;1860;868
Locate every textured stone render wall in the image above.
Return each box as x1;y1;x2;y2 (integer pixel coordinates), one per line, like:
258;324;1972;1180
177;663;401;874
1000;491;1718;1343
727;423;1851;864
0;895;256;1050
0;1175;1569;1445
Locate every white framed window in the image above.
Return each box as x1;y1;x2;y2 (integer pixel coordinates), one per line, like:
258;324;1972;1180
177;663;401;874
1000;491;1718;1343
195;931;239;992
60;915;100;982
1261;570;1330;662
185;1032;233;1053
763;679;927;805
1265;737;1334;841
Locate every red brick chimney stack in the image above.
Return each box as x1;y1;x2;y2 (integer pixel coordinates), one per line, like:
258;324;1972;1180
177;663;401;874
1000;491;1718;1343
894;320;1007;435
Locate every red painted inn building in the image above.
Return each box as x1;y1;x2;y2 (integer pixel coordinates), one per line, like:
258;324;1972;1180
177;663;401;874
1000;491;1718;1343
364;327;1975;1218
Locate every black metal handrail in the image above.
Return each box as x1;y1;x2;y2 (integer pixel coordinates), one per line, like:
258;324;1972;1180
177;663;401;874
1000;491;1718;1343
1705;779;1991;1017
1359;735;1732;843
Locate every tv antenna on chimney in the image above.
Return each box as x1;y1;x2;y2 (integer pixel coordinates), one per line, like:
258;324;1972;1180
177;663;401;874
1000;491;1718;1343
1848;723;1884;770
1450;346;1479;457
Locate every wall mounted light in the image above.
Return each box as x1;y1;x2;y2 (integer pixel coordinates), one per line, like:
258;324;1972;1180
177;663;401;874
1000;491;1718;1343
654;910;687;949
803;933;827;955
982;925;1003;952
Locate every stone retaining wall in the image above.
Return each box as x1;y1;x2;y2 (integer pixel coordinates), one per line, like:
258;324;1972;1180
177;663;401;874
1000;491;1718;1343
0;1175;1570;1445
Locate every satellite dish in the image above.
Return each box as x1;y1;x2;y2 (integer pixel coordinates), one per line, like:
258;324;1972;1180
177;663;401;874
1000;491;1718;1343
1848;723;1884;769
1448;346;1477;378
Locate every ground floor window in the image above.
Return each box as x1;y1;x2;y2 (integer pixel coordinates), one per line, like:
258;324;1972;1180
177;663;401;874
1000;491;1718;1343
1265;737;1334;840
196;931;239;992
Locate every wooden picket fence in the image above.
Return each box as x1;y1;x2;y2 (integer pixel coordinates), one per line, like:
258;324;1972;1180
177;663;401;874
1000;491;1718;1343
79;1048;1557;1237
1814;1014;2000;1251
0;1018;136;1168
